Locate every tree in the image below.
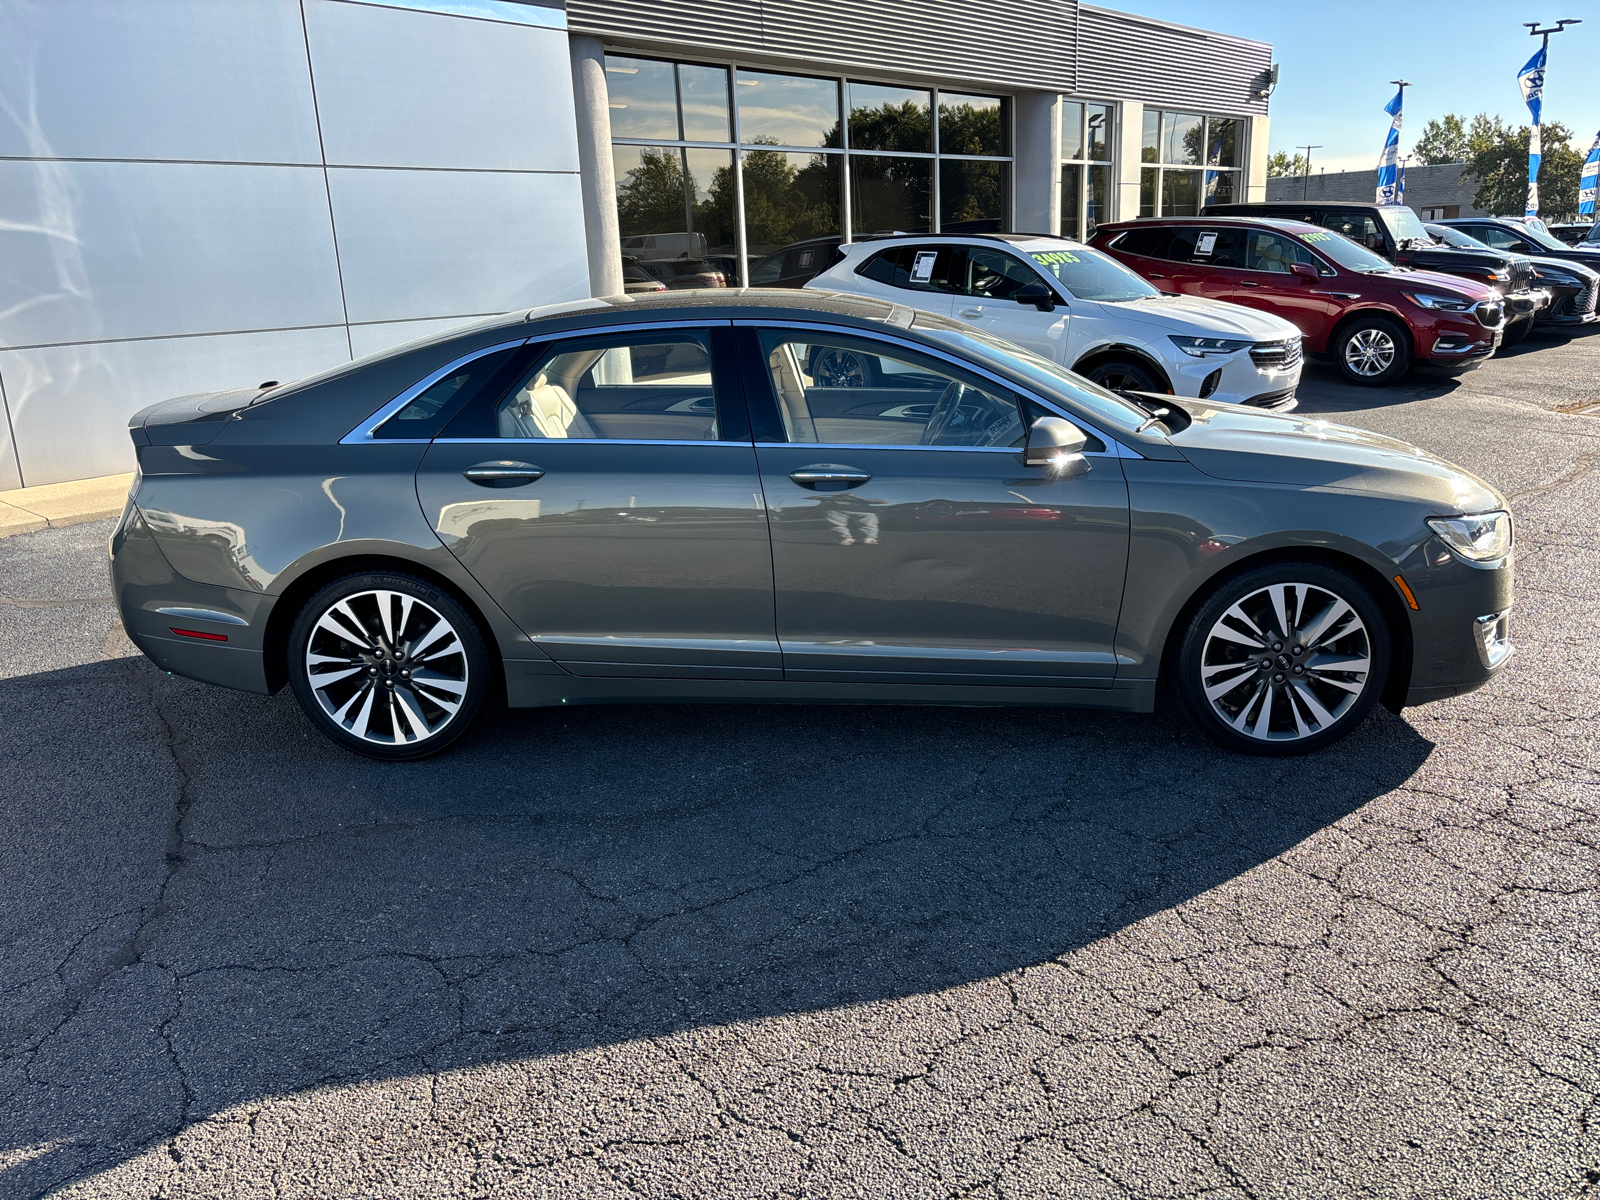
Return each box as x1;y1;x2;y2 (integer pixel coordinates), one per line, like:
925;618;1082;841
1413;114;1469;164
1266;151;1308;178
1461;116;1583;220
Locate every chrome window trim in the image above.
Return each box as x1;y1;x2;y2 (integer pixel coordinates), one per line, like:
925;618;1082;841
730;317;1144;459
433;437;750;447
340;338;531;445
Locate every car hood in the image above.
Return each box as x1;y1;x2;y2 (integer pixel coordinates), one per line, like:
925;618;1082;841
1166;400;1503;511
1094;293;1301;340
1384;268;1497;301
1526;254;1600;281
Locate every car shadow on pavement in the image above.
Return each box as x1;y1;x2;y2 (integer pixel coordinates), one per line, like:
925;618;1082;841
0;654;1435;1193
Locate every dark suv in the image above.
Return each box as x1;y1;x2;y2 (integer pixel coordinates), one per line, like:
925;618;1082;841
1205;201;1546;340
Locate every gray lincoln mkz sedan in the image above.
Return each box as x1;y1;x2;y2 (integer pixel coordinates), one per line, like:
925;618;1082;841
111;291;1514;760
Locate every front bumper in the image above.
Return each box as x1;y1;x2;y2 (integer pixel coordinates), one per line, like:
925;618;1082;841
1397;536;1514;708
1503;287;1551;316
1171;349;1301;408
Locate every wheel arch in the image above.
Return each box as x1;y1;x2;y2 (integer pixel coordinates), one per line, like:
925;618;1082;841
1155;544;1414;715
1071;344;1175;393
262;553;504;696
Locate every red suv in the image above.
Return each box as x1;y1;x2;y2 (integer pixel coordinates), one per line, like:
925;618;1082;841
1091;217;1504;386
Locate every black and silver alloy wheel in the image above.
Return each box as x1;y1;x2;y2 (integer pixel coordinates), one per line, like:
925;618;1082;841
1176;563;1391;755
1334;316;1410;386
288;573;488;760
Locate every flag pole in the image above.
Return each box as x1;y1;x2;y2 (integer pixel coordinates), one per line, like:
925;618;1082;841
1521;20;1580;221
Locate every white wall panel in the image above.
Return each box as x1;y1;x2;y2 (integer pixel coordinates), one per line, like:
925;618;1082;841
329;168;588;324
0;160;346;350
348;316;501;359
304;0;579;171
0;0;321;164
3;327;353;486
0;376;21;490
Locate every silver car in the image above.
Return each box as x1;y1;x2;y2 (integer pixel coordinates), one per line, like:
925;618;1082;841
112;292;1514;760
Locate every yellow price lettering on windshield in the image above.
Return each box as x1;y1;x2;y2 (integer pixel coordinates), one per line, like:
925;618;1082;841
1031;251;1081;265
1300;231;1331;243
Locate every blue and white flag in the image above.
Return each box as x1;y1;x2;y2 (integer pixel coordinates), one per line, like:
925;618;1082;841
1375;88;1403;204
1520;46;1547;219
1580;131;1600;216
1397;159;1406;205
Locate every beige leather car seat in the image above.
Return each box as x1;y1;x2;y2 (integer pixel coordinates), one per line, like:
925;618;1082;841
767;343;818;442
498;371;599;439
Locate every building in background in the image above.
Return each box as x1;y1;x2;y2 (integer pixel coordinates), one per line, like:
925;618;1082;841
1266;163;1489;219
0;0;1273;488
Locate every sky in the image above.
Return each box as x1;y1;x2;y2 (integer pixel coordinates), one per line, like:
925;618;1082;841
1122;0;1600;172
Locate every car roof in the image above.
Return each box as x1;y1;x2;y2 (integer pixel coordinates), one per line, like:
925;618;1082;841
510;288;925;330
834;231;1089;253
1214;201;1383;210
1099;215;1322;233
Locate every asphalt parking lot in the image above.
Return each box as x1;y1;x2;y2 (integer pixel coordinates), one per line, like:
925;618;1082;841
2;327;1598;1199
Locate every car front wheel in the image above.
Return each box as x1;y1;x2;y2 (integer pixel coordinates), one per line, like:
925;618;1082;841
287;573;490;760
1174;561;1391;755
1082;358;1165;395
1333;316;1411;385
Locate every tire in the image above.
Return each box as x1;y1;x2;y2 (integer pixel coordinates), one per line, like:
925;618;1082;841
1081;358;1166;395
287;572;490;761
1172;560;1392;756
809;346;880;388
1332;315;1411;385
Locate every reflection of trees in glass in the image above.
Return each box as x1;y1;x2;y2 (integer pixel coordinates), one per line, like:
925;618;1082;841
938;103;1003;156
847;101;931;152
616;148;735;251
737;139;840;249
943;161;1003;226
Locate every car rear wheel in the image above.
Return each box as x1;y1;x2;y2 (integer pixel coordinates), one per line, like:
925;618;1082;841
287;573;490;760
1173;561;1391;756
1082;358;1165;394
1333;316;1410;385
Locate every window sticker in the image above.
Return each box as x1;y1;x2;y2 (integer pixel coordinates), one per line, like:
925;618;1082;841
911;251;939;281
1195;232;1217;256
1299;231;1331;243
1029;250;1081;266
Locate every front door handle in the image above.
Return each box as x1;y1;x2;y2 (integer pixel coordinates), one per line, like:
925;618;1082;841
789;465;872;489
463;460;544;487
1147;272;1166;279
1239;280;1261;288
958;307;984;319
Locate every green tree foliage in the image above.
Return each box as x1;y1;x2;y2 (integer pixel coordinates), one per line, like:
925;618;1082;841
616;148;691;238
1461;115;1582;220
1413;114;1469;164
1266;151;1308;178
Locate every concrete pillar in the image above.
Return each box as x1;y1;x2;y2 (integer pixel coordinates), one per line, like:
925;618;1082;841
1246;113;1271;202
569;35;623;297
1115;100;1144;222
1012;92;1060;235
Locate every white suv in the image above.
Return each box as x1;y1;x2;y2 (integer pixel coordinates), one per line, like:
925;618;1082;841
806;233;1304;409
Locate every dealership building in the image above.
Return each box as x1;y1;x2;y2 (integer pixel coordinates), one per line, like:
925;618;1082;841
0;0;1274;487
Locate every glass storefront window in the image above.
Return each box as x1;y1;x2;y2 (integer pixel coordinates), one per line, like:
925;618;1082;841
1142;110;1246;217
735;70;841;148
938;93;1009;157
852;155;931;233
1060;99;1115;241
678;64;732;142
605;57;680;141
741;149;840;257
848;83;931;153
608;56;1012;285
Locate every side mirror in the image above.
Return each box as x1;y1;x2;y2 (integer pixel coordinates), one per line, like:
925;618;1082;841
1014;281;1059;312
1023;416;1090;476
1289;261;1318;280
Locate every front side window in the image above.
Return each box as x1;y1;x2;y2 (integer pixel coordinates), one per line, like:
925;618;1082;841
1027;246;1158;301
1468;225;1520;250
963;247;1040;299
1318;210;1384;250
494;334;720;441
755;331;1025;448
1292;228;1391;273
1241;231;1318;273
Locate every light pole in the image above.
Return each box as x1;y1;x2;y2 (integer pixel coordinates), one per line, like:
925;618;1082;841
1297;144;1321;199
1521;20;1580;219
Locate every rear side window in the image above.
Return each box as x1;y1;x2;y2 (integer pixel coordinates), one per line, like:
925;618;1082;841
856;245;962;292
373;346;519;439
1165;228;1245;266
1110;227;1173;259
1317;210;1384;250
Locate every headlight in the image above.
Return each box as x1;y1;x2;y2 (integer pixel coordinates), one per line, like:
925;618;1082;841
1532;268;1579;284
1427;511;1513;563
1404;292;1475;312
1168;335;1252;357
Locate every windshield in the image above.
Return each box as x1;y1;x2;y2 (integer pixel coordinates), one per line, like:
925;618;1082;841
1026;246;1159;302
1426;224;1489;250
914;322;1155;435
1515;222;1577;253
1293;228;1392;273
1376;205;1431;244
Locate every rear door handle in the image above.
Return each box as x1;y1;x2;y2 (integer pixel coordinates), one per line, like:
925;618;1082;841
463;460;544;487
1239;280;1261;288
789;465;872;488
1147;272;1166;279
958;307;984;319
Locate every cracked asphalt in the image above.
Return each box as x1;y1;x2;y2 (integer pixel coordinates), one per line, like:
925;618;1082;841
2;325;1598;1199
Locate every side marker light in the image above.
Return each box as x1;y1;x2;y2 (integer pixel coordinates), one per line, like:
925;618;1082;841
171;627;228;642
1392;575;1420;611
